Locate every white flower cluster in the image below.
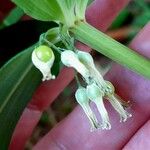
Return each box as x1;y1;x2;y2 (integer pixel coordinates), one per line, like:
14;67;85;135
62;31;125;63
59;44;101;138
32;44;131;131
61;50;132;131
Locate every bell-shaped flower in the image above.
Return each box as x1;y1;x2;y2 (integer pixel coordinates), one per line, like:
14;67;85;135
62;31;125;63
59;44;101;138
86;83;111;130
75;87;99;131
61;50;90;82
77;50;106;88
104;81;132;122
32;45;55;81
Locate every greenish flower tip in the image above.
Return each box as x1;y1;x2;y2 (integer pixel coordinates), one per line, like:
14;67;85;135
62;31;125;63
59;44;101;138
35;45;53;63
32;45;55;81
61;49;132;131
75;87;100;131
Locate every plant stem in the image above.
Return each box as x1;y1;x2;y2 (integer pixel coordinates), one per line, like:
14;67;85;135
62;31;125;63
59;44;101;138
70;21;150;79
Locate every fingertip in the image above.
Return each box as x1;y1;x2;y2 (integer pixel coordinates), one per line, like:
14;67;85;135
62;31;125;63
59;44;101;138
9;108;42;150
123;120;150;150
130;22;150;58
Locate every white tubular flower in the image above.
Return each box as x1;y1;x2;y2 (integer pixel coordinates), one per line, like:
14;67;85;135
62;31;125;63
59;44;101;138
104;81;132;122
61;50;90;82
108;95;132;122
75;87;99;131
86;83;111;130
32;45;55;81
77;51;106;88
76;51;131;128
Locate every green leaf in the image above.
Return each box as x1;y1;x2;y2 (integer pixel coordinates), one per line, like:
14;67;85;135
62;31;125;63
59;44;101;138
11;0;65;22
11;0;89;27
87;0;94;5
0;44;42;149
0;7;24;30
75;0;89;20
56;0;76;26
132;12;150;27
11;0;76;26
111;9;130;29
3;7;24;26
0;33;61;149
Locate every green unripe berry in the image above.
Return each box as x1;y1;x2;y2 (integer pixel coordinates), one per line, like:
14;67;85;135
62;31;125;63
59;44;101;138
35;45;53;63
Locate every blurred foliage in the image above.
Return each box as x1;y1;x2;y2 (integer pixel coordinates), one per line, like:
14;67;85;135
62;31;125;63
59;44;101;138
131;0;150;27
112;0;150;29
109;0;150;43
0;7;24;29
111;9;130;29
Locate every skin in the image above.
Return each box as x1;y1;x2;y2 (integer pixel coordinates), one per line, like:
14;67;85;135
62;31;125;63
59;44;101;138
8;0;150;149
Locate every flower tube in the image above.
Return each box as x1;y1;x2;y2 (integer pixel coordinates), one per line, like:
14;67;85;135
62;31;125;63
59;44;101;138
86;83;111;130
77;50;106;88
61;50;90;82
32;45;55;81
75;87;99;131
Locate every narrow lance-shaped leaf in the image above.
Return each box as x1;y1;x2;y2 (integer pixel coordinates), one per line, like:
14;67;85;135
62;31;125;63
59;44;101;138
0;26;61;149
0;7;24;29
3;7;24;26
56;0;76;26
88;0;94;5
11;0;89;27
0;44;42;149
11;0;65;22
11;0;77;27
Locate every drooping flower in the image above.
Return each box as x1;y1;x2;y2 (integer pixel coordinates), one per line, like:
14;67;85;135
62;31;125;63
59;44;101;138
61;50;90;83
77;51;132;124
32;45;55;81
61;49;131;130
104;81;132;122
86;83;111;130
75;87;99;131
77;50;107;88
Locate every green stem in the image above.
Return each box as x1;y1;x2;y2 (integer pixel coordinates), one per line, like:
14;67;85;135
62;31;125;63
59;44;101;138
70;22;150;79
